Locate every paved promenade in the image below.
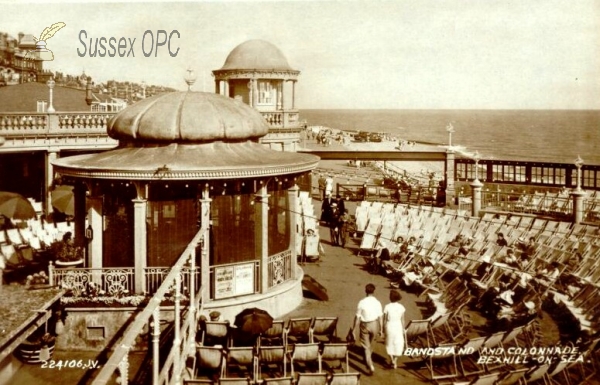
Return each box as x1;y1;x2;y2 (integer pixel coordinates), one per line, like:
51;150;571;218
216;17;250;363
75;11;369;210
286;211;432;385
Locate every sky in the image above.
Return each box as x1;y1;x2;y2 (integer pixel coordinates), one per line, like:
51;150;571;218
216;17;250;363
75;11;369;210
1;0;599;110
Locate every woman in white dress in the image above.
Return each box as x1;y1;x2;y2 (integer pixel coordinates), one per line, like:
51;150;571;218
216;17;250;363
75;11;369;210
383;290;406;368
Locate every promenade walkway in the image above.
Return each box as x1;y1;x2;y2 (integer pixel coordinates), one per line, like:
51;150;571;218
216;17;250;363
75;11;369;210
287;208;431;385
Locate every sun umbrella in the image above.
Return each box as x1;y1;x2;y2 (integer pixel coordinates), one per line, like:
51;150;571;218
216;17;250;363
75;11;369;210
51;185;74;216
0;192;36;220
234;307;274;335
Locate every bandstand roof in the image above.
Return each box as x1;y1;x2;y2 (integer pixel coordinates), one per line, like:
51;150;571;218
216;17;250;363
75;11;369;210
52;91;319;180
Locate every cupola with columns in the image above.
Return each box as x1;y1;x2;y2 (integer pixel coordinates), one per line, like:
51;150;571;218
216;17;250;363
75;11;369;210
213;40;303;152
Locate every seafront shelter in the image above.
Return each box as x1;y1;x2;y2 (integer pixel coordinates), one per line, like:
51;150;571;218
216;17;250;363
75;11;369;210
52;91;319;322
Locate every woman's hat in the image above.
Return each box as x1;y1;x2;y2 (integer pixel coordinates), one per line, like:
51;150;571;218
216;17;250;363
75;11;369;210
209;311;221;321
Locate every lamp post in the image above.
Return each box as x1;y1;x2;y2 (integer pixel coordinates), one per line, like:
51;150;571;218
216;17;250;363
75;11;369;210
184;68;196;91
446;123;455;147
473;150;481;182
574;155;584;191
571;155;585;224
470;150;483;217
444;123;457;207
47;77;55;113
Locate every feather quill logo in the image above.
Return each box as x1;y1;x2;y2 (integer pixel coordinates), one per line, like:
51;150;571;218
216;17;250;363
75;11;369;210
25;22;66;61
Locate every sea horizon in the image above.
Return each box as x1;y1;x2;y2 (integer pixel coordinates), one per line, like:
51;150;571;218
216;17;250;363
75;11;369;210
299;108;600;166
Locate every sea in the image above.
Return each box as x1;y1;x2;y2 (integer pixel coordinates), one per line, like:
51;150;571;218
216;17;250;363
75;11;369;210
299;109;600;165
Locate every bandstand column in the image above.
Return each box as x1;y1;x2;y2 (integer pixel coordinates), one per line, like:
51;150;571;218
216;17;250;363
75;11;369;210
470;179;483;218
292;81;296;110
200;188;211;303
73;183;87;248
45;150;58;215
133;195;147;294
215;79;221;95
287;185;299;280
87;195;103;270
571;190;585;224
278;81;284;110
255;184;270;293
445;150;456;207
252;79;258;108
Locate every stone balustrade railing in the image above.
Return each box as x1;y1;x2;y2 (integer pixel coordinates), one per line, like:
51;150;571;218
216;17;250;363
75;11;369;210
0;112;114;136
260;110;301;131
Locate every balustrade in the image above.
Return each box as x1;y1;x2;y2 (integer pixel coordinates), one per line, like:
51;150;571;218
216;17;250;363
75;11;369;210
262;112;283;127
55;113;111;132
0;112;113;137
0;113;48;132
260;110;302;131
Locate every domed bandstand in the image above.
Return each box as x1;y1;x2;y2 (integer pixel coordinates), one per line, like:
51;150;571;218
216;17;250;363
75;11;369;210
52;91;319;322
213;40;303;151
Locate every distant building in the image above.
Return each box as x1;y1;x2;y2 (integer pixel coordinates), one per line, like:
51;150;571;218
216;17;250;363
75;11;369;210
0;31;43;85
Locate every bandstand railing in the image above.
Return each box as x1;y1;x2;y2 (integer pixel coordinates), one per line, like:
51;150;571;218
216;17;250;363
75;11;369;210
91;224;206;385
145;267;200;295
49;266;135;296
267;249;293;288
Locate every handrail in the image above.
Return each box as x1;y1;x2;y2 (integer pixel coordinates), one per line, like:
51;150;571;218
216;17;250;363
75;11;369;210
91;223;206;385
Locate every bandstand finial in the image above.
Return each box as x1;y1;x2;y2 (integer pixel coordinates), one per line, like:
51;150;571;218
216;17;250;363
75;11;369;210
184;68;197;91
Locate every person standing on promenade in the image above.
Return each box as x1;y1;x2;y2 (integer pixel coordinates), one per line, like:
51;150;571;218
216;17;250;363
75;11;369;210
352;283;383;375
383;290;406;369
318;175;327;200
325;175;334;197
335;194;346;214
329;204;340;246
321;193;334;225
338;209;353;248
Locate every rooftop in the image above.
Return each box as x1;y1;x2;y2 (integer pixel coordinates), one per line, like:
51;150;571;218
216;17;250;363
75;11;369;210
219;39;295;71
0;82;90;112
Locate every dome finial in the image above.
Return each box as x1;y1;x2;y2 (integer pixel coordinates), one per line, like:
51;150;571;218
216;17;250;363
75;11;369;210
184;68;197;91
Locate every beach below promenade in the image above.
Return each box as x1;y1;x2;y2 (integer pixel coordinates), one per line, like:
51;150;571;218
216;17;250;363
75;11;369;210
301;132;447;193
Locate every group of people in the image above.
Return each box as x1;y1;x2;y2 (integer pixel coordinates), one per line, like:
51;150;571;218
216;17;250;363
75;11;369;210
352;284;406;374
317;175;334;200
321;193;353;247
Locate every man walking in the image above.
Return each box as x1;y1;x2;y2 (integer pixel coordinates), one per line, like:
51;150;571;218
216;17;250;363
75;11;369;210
352;283;383;375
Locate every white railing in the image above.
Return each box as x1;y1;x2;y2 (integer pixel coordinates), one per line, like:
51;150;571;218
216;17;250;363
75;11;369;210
92;222;207;385
49;265;135;297
267;249;292;288
145;267;200;295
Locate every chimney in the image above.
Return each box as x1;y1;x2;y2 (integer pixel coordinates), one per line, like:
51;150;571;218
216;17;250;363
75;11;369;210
85;76;93;105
